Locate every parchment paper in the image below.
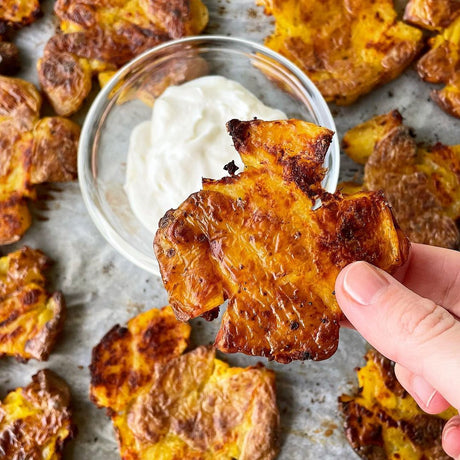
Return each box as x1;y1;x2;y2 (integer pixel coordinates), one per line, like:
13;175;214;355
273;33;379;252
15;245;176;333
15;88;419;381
1;1;458;458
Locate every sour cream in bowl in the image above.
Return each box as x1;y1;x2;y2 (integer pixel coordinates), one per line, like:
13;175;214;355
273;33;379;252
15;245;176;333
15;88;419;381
125;76;287;233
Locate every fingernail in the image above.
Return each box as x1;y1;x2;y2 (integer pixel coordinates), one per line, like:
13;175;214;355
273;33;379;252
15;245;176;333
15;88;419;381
343;262;389;306
412;375;438;410
443;417;460;456
444;421;460;439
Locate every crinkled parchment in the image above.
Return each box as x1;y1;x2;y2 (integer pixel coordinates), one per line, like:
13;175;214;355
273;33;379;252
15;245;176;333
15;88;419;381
0;1;458;458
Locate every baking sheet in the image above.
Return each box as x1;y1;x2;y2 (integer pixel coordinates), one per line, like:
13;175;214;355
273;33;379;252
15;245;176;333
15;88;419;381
1;0;459;458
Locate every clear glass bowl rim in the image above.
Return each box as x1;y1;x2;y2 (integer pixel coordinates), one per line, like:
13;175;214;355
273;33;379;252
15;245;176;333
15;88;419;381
78;35;340;275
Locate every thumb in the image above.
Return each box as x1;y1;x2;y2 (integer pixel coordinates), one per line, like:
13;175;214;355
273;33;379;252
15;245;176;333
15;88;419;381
335;261;460;411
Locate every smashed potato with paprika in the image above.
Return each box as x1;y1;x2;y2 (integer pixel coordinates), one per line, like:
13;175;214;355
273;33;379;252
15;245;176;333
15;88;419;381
0;369;75;458
339;350;457;459
154;119;409;363
404;0;460;118
0;76;80;244
0;246;66;361
38;0;209;115
342;110;460;248
257;0;423;105
90;306;280;460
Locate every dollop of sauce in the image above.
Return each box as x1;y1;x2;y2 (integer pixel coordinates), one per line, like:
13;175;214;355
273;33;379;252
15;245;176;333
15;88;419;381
125;75;286;231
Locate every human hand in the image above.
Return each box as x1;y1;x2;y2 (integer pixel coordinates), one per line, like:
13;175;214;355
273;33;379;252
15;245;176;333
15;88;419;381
335;243;460;459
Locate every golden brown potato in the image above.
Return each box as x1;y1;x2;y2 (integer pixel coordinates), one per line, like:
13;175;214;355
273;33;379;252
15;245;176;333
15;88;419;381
431;73;460;118
154;119;409;363
257;0;423;105
0;0;40;30
416;17;460;83
404;0;460;30
38;0;209;116
90;306;191;411
37;51;92;117
0;76;80;244
343;111;460;248
90;306;280;460
0;131;36;244
0;75;41;130
0;369;75;458
404;1;460;118
30;117;80;183
0;0;42;75
339;350;457;459
342;110;404;165
0;246;66;361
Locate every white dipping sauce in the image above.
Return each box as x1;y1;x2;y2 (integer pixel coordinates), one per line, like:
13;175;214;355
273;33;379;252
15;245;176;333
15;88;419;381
125;75;287;231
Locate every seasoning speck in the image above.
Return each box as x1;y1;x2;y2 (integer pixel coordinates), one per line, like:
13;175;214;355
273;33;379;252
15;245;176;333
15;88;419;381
224;160;239;175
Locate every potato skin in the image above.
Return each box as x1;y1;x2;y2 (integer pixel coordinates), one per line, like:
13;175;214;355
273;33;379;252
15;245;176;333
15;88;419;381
37;51;92;117
155;119;409;363
30;117;80;183
431;75;460;118
404;0;460;30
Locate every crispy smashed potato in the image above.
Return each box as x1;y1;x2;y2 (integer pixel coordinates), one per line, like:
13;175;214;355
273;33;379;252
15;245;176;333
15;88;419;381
0;76;80;244
0;76;41;130
342;111;405;166
38;51;92;117
339;350;457;459
30;117;80;184
404;1;460;118
0;0;40;30
0;0;42;75
0;369;75;458
342;110;460;248
90;306;190;412
0;246;66;361
257;0;423;105
431;73;460;118
154;119;409;363
90;306;280;460
38;0;209;115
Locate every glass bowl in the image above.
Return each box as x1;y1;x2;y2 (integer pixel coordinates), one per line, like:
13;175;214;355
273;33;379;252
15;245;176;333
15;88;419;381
78;35;340;275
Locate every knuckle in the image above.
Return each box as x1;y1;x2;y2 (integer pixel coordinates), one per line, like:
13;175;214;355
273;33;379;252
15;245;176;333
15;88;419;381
397;299;457;345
